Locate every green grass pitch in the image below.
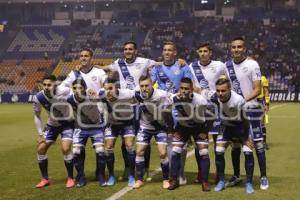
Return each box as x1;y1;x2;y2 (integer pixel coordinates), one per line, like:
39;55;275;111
0;103;300;200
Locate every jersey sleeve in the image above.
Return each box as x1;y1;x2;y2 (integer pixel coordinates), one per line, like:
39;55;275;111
250;61;262;81
109;60;118;71
99;69;108;85
32;95;43;135
61;71;75;88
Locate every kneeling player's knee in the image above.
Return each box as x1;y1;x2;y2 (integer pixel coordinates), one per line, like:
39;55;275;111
242;145;253;155
199;148;209;156
159;152;167;159
37;145;48;155
62;147;72;155
215;146;225;155
254;141;265;153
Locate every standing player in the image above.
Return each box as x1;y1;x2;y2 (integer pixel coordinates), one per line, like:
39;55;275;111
62;48;107;91
151;41;193;185
257;73;270;150
189;42;228;183
100;73;137;187
133;75;171;189
225;37;269;190
213;78;255;194
67;79;107;187
61;47;107;181
33;75;74;188
168;78;210;191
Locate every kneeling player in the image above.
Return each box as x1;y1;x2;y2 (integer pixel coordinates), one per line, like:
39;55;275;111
33;75;74;188
133;75;171;189
213;78;255;194
68;79;106;187
168;78;210;191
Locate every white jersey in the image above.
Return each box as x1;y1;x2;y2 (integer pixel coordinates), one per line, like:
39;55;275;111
100;89;136;125
110;57;156;90
137;89;172;130
172;92;208;127
218;90;246;127
190;60;228;94
230;58;261;106
33;85;72;131
62;66;107;92
67;95;104;128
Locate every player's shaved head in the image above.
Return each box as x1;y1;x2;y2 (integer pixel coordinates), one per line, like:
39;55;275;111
181;77;193;88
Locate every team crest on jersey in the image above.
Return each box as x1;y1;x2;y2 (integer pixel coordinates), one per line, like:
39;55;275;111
242;67;248;73
135;64;141;69
175;69;180;75
210;67;216;73
92;76;97;81
199;79;209;88
232;80;241;90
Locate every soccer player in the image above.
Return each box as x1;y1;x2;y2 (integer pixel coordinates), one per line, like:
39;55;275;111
225;37;269;190
151;41;193;185
67;78;106;187
33;75;74;188
257;73;270;150
168;78;210;191
133;74;171;189
61;48;107;92
213;78;255;194
61;47;107;181
100;72;137;187
189;42;228;183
